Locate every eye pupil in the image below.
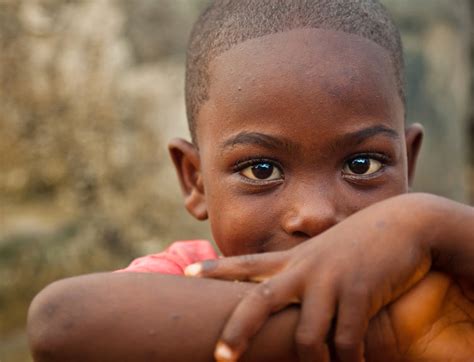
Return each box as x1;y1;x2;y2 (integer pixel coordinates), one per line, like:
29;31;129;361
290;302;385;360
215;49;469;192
251;163;273;179
348;158;370;174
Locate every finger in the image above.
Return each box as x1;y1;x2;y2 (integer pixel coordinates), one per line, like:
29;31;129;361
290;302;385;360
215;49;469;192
214;273;299;361
185;251;287;282
334;287;370;362
295;282;336;362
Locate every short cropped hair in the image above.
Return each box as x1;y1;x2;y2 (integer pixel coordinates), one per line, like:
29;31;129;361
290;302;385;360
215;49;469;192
185;0;404;142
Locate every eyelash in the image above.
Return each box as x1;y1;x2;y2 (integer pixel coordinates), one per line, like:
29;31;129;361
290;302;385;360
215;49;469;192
233;157;284;183
233;152;391;182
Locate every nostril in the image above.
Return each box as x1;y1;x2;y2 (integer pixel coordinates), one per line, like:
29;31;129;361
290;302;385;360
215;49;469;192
292;231;310;239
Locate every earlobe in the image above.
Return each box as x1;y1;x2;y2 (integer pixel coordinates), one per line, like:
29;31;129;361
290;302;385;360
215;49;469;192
405;123;424;187
168;138;208;220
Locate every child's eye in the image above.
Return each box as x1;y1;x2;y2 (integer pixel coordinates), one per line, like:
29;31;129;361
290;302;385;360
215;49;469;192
343;156;383;176
239;161;283;181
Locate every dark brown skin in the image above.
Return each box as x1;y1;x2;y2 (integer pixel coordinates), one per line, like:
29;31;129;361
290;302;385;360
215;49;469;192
28;28;474;361
27;273;301;362
186;194;474;361
26;268;474;361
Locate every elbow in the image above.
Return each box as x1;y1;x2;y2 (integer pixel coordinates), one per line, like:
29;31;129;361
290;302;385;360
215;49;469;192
27;279;80;361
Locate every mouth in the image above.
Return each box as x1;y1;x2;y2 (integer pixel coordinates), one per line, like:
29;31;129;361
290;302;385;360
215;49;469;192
253;236;306;253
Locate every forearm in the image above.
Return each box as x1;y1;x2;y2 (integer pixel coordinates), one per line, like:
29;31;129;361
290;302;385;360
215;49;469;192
28;272;299;362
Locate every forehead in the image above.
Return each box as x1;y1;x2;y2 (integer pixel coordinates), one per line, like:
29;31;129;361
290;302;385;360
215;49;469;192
197;28;404;147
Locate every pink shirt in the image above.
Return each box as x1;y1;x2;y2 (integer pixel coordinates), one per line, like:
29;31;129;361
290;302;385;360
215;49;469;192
116;240;218;275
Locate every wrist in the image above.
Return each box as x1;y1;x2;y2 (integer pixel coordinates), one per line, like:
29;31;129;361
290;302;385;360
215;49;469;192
380;193;446;260
392;193;472;274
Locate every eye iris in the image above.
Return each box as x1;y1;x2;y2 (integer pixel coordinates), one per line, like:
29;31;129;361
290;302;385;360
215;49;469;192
349;158;370;174
251;163;273;179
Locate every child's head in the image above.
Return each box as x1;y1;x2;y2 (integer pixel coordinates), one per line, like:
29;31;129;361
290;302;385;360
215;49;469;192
170;0;423;256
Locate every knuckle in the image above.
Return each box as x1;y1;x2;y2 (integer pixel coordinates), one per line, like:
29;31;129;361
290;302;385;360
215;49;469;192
249;281;275;305
345;282;370;302
257;281;274;299
334;333;360;352
295;329;318;349
238;254;259;269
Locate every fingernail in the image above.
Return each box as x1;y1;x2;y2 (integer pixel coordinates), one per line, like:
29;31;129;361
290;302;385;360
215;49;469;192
214;342;236;361
184;263;202;277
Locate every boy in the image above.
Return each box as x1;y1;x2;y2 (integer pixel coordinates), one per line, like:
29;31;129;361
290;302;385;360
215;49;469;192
28;0;474;361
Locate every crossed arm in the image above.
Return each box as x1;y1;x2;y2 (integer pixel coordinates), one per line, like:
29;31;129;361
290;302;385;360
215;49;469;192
28;193;474;361
28;273;302;361
26;270;474;361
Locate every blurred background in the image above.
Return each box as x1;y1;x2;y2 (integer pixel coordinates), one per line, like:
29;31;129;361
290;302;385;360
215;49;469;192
0;0;472;360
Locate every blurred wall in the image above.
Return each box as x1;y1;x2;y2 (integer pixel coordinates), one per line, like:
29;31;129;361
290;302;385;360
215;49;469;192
384;0;471;202
0;1;471;361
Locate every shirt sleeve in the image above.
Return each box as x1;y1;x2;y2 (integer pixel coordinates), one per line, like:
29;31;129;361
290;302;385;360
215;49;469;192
115;240;218;275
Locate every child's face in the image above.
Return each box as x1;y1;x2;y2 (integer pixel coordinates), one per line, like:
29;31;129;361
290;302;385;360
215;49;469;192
171;29;422;256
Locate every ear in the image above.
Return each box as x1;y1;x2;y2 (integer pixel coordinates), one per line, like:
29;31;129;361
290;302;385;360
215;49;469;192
404;123;424;187
168;138;208;220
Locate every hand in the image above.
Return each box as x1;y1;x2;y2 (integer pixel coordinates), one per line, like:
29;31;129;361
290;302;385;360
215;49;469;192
365;271;474;361
185;196;433;362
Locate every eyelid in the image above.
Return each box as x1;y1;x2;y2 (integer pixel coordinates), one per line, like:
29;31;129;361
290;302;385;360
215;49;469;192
232;156;283;173
343;152;391;165
342;152;390;178
233;157;284;183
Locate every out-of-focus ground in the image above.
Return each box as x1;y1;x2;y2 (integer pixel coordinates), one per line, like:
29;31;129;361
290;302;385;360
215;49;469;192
0;1;471;361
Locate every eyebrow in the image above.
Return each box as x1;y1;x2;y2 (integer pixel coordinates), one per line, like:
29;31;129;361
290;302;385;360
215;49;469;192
334;124;400;148
221;125;399;153
221;131;297;152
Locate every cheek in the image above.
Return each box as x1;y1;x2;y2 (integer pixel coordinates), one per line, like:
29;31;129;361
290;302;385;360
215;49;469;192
383;163;409;195
206;192;276;256
346;169;409;212
335;164;409;218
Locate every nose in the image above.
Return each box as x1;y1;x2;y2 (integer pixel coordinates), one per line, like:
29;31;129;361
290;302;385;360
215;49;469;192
281;185;339;240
